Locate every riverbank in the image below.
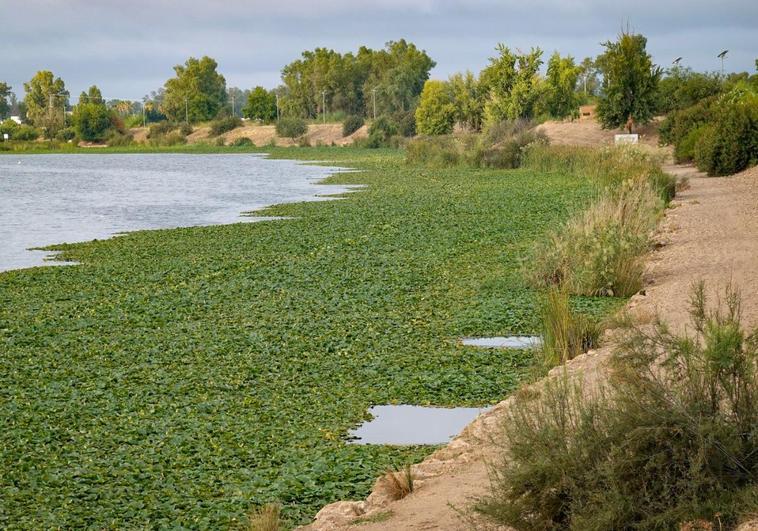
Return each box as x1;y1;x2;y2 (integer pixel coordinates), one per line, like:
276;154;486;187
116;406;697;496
305;162;758;530
0;147;620;528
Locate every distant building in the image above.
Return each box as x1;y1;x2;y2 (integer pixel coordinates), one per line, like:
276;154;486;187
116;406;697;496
578;105;596;121
9;116;22;124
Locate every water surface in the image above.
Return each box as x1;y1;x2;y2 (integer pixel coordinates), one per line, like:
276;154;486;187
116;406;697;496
0;153;353;271
349;405;488;445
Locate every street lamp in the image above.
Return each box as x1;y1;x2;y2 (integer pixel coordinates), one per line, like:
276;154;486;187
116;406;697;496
672;57;682;66
717;50;728;76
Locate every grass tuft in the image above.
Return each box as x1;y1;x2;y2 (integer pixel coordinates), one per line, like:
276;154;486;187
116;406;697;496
539;286;602;367
383;464;414;501
243;504;284;531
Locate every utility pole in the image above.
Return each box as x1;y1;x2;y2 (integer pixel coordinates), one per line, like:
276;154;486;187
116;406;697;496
231;93;236;117
372;88;377;120
322;90;326;124
718;50;728;77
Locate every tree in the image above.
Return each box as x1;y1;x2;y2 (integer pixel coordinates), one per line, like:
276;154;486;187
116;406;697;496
242;86;277;122
72;85;113;141
23;70;69;137
226;87;249;118
415;80;456;135
480;45;543;124
578;57;599;96
596;31;662;132
448;71;484;131
545;52;581;118
0;82;11;119
162;56;227;123
655;67;723;114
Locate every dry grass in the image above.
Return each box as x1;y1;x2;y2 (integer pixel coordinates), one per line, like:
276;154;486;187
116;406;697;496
243;504;284;531
540;286;602;367
383;464;414;501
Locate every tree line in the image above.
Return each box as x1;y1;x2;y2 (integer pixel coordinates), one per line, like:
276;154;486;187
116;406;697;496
1;33;755;144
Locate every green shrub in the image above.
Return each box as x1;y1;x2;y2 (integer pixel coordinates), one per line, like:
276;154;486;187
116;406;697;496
106;131;133;147
342;115;364;137
694;101;758;176
530;178;664;297
124;114;144;129
405;136;461;167
539;286;601;368
393;110;417;137
658;96;715;146
231;137;254;147
55;127;76;142
275;117;307;139
478;284;758;530
674;124;709;163
147;121;176;138
148;131;187;146
12;124;40;141
470;130;548;169
209;116;241;136
0;119;19;136
180;123;193;136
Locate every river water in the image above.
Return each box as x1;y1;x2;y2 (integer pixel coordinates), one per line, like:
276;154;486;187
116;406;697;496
0;153;352;271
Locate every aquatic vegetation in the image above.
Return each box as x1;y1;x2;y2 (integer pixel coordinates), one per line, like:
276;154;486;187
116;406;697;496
0;147;606;528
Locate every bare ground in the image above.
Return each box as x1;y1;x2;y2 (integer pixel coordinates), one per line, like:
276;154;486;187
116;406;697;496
537;117;662;147
129;123;368;147
303;163;758;531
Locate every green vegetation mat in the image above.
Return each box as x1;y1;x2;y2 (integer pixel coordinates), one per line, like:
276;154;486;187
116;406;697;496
0;147;617;528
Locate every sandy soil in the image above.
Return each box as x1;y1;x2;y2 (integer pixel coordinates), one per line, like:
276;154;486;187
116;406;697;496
537;117;661;147
302;163;758;531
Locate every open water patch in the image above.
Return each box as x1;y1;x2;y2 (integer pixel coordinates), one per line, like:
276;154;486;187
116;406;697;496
348;405;488;445
460;336;542;349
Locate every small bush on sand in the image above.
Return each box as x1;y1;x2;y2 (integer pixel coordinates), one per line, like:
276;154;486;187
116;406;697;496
530;177;664;297
342;115;364;137
210;116;241;136
383;464;414;501
147;121;176;138
276;117;307;140
477;283;758;530
243;503;283;531
231;137;254;147
180;122;193;136
694;100;758;176
540;286;601;367
148;131;187;146
405;135;462;167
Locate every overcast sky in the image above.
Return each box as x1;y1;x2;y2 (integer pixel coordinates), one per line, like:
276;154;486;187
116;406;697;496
2;0;756;101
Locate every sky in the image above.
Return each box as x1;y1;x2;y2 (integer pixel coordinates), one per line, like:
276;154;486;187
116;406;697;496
2;0;757;101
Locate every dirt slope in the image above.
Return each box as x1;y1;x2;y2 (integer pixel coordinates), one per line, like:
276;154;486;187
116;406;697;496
537;118;661;147
303;163;758;530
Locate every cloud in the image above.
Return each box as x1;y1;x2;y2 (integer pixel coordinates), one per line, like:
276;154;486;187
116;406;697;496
1;0;756;99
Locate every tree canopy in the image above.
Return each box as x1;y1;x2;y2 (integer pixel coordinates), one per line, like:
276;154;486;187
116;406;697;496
279;40;435;119
242;86;277;122
481;45;544;124
72;85;113;141
162;56;227;123
0;82;11;119
596;32;662;131
415;80;456;135
545;52;581;118
23;70;69;137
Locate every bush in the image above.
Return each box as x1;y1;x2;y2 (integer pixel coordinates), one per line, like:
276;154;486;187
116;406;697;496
0;119;19;137
124;114;144;129
12;124;40;141
55;127;76;142
658;96;715;147
674;124;709;163
180;123;193;136
470;130;548;169
405;136;462;167
148;131;187;146
106;131;133;147
275;117;307;139
694;101;758;176
147;121;176;138
478;284;758;530
393;110;417;137
209;116;241;136
530;177;664;297
231;137;254;147
415;80;456;135
342;115;364;137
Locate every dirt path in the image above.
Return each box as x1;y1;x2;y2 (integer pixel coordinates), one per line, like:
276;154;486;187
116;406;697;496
303;164;758;531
